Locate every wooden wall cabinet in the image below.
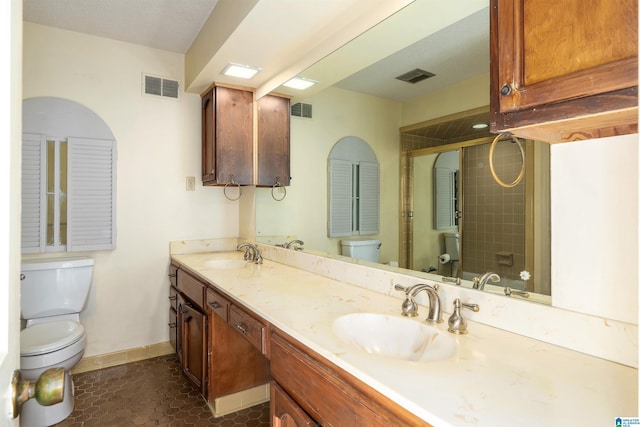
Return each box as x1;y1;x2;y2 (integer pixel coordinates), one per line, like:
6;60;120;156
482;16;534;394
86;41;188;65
490;0;638;143
201;85;291;188
257;94;291;187
201;84;254;185
270;330;430;426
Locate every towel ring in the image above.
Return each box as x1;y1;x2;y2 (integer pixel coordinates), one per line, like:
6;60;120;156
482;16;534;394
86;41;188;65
271;178;286;201
489;134;525;188
223;177;242;201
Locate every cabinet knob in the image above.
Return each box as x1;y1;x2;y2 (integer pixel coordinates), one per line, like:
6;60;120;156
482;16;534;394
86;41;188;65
500;84;513;96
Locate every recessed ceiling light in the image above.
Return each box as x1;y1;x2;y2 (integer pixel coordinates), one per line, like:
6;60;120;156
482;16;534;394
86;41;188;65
282;77;317;90
221;63;261;79
472;123;489;129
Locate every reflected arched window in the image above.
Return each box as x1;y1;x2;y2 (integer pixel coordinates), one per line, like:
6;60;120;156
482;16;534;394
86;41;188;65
327;136;379;237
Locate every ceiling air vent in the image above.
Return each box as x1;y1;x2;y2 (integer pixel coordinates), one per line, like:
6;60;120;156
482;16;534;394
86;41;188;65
143;74;180;100
395;68;436;84
291;102;312;119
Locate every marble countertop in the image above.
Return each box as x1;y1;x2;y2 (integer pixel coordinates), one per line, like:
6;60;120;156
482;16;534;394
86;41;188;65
171;251;637;427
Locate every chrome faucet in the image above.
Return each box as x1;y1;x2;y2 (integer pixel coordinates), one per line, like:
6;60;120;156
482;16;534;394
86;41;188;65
394;283;443;323
285;240;304;251
237;243;263;264
473;272;500;290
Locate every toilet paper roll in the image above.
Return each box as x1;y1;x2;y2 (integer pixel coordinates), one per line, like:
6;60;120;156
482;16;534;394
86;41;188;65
439;253;451;264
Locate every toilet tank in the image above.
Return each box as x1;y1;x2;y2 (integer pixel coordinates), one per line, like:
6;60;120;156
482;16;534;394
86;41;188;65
341;239;381;263
20;258;94;320
443;233;460;261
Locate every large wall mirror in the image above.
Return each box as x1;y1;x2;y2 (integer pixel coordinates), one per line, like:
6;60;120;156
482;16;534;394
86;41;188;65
253;3;553;298
252;0;636;323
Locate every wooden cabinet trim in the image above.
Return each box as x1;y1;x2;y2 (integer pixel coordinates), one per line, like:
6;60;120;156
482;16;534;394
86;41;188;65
271;329;430;426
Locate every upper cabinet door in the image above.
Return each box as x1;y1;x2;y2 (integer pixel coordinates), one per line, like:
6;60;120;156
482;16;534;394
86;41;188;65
258;94;291;187
201;85;253;185
490;0;638;143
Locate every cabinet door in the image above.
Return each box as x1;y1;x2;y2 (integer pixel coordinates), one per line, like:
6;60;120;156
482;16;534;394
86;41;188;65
176;294;185;365
215;86;254;185
181;301;207;396
258;94;290;187
490;0;638;141
271;382;317;427
201;89;216;184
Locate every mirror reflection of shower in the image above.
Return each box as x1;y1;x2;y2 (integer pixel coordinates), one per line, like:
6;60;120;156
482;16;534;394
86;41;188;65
410;141;550;295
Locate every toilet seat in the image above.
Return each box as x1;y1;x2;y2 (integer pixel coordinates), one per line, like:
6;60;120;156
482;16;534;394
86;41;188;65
21;321;85;356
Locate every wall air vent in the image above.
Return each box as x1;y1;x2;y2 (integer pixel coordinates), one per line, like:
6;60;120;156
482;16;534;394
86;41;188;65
143;74;180;100
395;68;436;84
291;102;312;119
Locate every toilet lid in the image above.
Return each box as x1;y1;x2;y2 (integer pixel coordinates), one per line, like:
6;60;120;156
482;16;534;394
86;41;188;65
21;321;85;356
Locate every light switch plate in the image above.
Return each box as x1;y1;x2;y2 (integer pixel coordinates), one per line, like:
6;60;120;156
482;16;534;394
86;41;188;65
186;176;196;191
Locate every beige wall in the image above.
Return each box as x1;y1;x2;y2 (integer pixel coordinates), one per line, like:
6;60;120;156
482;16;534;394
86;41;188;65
22;23;239;357
255;87;401;263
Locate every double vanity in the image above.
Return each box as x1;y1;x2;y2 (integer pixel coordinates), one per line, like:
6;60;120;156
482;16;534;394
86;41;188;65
169;239;637;426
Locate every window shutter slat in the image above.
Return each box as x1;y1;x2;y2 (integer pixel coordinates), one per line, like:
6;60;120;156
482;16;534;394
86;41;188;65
21;134;46;253
67;137;117;251
358;161;379;235
328;159;353;237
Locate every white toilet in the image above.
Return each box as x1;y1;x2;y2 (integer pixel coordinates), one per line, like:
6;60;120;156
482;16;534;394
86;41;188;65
341;239;382;263
20;257;94;427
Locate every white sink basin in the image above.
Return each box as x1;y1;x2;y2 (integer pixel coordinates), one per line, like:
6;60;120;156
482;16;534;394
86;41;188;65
203;259;247;269
332;313;456;362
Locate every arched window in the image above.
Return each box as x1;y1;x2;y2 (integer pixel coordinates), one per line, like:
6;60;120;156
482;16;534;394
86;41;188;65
22;97;117;253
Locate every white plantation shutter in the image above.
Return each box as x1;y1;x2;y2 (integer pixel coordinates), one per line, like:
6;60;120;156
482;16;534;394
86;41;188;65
358;161;379;234
434;167;455;229
67;137;116;251
21;134;46;253
328;159;353;237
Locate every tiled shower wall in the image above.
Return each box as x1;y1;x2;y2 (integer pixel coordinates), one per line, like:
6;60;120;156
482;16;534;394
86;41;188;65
462;142;525;281
401;134;526;281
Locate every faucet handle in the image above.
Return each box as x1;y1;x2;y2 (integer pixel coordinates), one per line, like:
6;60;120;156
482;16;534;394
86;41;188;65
447;298;479;334
394;283;410;295
442;276;461;286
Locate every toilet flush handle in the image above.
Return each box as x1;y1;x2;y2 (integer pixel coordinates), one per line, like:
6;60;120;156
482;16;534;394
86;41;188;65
20;273;25;280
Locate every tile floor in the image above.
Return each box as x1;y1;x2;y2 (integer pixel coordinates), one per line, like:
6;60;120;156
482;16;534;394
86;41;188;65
54;354;270;426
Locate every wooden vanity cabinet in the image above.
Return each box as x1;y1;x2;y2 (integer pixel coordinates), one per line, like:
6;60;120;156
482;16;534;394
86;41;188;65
206;287;270;401
257;94;291;187
175;269;208;397
490;0;638;142
201;84;253;186
270;382;317;427
270;330;430;427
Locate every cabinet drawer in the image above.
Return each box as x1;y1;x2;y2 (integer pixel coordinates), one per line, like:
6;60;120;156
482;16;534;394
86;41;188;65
169;286;178;311
206;287;230;321
229;305;267;354
177;270;205;309
168;307;177;352
169;263;178;287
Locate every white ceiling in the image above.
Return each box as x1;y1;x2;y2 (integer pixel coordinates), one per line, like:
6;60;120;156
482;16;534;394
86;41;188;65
23;0;219;53
22;0;489;103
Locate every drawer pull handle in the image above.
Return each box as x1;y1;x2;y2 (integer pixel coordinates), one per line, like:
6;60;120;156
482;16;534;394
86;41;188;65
168;273;177;278
208;301;221;309
168;322;176;328
169;295;177;301
234;323;248;334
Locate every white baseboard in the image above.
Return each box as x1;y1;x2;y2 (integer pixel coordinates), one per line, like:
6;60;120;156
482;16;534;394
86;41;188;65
208;384;270;417
72;341;174;374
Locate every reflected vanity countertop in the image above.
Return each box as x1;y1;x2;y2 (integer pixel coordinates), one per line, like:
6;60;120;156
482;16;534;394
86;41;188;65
171;251;637;427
